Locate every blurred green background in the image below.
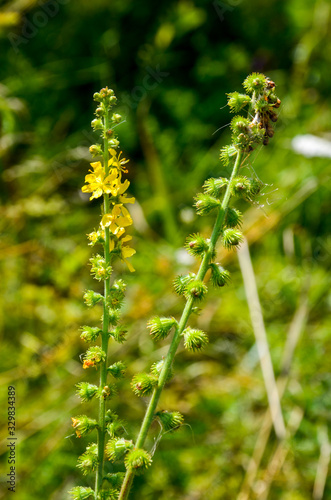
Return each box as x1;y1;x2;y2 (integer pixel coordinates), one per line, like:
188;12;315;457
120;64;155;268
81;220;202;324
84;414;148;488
0;0;330;498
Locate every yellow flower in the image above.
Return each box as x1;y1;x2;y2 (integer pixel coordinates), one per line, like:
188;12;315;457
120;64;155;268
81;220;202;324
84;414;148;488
109;149;130;172
109;234;136;272
101;204;133;233
82;163;119;200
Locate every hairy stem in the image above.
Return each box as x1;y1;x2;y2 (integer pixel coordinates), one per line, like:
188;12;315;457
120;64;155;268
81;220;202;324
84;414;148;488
118;150;244;500
95;112;111;498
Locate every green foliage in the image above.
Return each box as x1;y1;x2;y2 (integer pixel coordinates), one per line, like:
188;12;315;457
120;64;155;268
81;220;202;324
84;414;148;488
1;0;330;498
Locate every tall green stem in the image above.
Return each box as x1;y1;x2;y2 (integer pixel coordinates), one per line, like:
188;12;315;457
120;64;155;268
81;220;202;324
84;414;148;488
95;113;111;498
118;150;244;500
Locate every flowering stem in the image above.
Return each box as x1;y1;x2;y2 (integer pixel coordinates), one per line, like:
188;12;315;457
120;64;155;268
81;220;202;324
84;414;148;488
119;149;244;500
95;112;111;497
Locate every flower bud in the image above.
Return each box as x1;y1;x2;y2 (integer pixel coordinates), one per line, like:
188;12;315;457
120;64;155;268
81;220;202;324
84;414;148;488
107;361;126;379
108;138;120;148
203;177;229;197
71;415;98;438
77;443;98;475
91;118;103;130
194;193;220;215
93;92;101;101
83;290;104;307
89;144;102;157
124;448;152;473
147;316;177;341
69;486;94;500
182;327;209;352
222;228;243;249
131;373;158;397
209;263;231;287
111;113;122;124
155;410;184;432
184;279;208;301
95;107;105;117
76;382;98;402
105;129;113;138
106;438;134;462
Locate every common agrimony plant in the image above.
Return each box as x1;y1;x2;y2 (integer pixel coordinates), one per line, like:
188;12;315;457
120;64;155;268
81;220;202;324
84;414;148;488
70;87;136;500
70;74;281;500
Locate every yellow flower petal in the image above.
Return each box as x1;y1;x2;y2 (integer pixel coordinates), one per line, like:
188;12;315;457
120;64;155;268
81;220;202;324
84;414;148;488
122;247;136;258
123;259;135;272
120;195;135;204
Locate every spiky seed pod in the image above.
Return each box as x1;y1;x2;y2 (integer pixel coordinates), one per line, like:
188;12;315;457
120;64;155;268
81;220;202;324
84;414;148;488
108;308;120;325
209;263;231;287
268;110;278;122
183;327;209;352
243;73;267;94
106;438;134;462
248;178;264;200
71;416;98;438
203;177;229;197
106;418;125;438
89;254;112;281
185;233;209;257
91;118;103;130
131;373;158;397
219;145;237;166
76;382;99;402
107;361;126;379
97;384;118;400
124;448;152;473
150;359;173;382
147;316;178;341
230;116;250;134
109;279;126;300
155;410;184;432
69;486;94;500
97;489;119;500
194;193;220;215
77;443;98;475
80;326;102;343
110;325;127;343
222;228;243;249
173;273;196;296
225;207;243;228
184;279;208;301
82;346;106;369
230;176;251;198
103;472;125;489
83;290;104;307
227;91;251;113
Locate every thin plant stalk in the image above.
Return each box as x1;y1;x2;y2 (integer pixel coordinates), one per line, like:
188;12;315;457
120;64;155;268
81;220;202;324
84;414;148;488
118;150;244;500
95;112;111;496
237;238;286;439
